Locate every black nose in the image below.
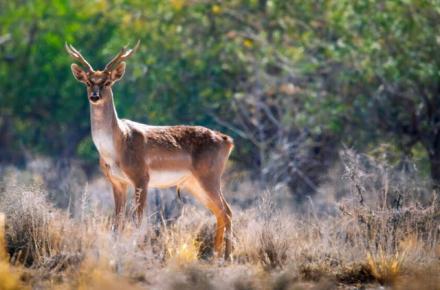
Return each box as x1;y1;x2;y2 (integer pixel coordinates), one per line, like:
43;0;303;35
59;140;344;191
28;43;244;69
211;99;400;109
90;95;100;102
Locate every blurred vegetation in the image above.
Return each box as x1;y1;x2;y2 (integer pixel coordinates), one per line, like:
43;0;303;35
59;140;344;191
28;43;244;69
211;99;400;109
1;0;440;191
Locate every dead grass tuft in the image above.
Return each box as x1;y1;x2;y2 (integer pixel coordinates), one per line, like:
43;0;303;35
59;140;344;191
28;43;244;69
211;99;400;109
258;228;289;270
366;249;405;285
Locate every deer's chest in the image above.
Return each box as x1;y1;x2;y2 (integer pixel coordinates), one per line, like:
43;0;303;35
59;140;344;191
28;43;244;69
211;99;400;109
92;130;117;160
93;131;130;183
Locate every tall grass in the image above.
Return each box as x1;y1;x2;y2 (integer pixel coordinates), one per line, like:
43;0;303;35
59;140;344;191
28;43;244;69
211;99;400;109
0;151;438;289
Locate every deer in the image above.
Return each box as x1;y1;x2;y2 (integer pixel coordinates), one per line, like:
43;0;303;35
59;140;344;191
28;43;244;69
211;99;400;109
65;41;234;259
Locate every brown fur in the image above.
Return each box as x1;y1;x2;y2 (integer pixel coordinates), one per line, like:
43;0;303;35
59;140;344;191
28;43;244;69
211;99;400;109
67;44;234;259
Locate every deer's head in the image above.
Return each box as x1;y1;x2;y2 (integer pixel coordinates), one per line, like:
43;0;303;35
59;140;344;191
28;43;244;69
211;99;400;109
66;41;140;104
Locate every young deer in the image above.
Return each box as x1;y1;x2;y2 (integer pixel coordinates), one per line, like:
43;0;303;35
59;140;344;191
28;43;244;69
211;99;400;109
66;41;234;258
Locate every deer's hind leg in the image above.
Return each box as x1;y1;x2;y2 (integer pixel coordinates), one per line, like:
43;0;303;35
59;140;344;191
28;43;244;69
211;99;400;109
221;195;233;259
184;175;232;259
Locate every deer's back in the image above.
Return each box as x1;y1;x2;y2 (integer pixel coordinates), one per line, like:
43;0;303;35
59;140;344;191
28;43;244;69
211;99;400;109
120;120;233;170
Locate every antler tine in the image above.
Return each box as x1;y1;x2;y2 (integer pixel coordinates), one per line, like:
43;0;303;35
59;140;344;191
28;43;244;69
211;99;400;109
104;40;140;72
104;46;127;71
65;42;94;72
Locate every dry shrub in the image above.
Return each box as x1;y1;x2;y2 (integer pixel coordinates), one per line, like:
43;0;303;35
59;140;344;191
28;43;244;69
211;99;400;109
273;150;440;286
258;229;288;270
0;158;87;213
233;193;293;270
0;182;151;288
334;150;439;284
0;185;82;267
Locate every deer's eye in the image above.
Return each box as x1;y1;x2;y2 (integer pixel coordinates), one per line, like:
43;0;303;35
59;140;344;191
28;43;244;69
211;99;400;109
104;81;111;87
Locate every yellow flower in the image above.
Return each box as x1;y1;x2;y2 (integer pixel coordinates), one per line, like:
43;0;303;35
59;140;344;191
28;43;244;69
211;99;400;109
212;4;221;14
243;38;253;48
171;0;185;10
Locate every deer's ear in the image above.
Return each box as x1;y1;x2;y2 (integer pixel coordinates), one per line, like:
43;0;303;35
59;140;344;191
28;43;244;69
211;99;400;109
71;64;88;83
110;62;126;83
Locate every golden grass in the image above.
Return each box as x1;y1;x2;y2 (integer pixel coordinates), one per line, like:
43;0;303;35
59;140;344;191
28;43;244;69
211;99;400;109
0;263;22;290
0;213;23;290
366;249;405;285
1;190;438;290
0;153;438;289
163;226;201;266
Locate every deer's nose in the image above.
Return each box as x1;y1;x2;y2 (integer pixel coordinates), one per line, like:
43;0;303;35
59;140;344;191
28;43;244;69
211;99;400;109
90;93;100;102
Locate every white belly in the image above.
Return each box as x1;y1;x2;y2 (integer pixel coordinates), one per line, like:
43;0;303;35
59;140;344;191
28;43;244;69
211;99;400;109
149;170;190;188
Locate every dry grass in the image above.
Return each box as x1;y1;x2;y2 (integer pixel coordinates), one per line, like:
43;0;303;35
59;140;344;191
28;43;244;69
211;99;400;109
0;213;23;290
0;151;438;289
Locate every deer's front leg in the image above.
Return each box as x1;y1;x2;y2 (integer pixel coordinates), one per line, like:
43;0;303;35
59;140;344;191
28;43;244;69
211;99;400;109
120;146;149;226
111;180;128;231
99;158;128;231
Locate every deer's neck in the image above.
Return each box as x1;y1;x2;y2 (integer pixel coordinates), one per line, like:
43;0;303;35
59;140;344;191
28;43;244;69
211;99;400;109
90;91;121;159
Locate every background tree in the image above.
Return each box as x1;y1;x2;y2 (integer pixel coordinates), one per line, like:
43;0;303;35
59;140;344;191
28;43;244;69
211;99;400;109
1;0;439;195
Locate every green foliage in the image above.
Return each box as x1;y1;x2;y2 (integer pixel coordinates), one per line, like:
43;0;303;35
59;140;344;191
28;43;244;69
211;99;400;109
1;0;439;182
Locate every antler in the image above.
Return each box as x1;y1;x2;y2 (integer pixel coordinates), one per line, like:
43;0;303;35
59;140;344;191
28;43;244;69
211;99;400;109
104;40;140;72
65;43;94;72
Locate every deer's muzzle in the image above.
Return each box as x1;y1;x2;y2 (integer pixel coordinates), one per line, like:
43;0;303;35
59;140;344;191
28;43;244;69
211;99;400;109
90;86;101;103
